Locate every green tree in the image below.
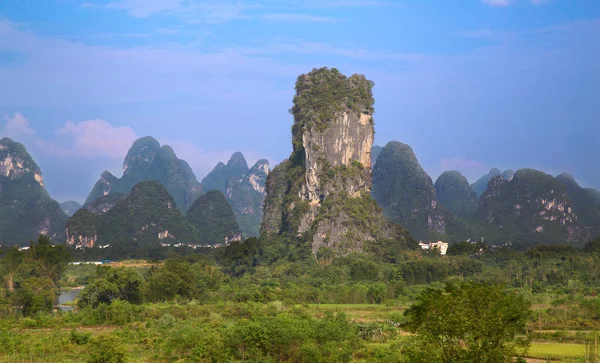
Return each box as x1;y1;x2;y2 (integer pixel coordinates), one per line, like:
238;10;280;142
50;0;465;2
78;266;143;308
27;234;71;283
0;246;22;293
12;276;56;316
403;282;530;362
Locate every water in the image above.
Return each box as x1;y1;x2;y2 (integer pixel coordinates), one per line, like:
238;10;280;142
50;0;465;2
56;288;82;311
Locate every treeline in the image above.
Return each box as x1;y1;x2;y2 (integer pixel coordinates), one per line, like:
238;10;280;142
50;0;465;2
0;236;70;315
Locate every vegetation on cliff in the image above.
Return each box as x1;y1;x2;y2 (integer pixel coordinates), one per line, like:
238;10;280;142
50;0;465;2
290;67;374;139
186;190;241;245
262;67;410;254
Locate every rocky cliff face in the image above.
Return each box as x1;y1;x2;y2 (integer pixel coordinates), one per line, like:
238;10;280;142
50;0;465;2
85;137;202;212
261;67;410;254
202;154;269;237
371;141;446;241
0;138;67;245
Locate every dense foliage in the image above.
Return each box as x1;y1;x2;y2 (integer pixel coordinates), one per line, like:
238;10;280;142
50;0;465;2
0;235;71;315
2;232;600;361
290;67;374;141
403;282;530;362
186;190;241;244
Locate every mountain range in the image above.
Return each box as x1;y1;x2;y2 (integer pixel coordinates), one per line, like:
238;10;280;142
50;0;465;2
371;142;600;247
1;67;599;250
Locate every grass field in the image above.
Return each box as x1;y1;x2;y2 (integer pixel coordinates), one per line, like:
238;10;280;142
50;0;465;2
525;342;586;360
306;303;406;322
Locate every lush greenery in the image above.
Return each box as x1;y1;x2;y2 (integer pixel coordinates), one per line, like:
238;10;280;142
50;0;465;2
186;190;241;244
84;136;202;213
2;234;600;361
290;67;375;141
403;282;530;362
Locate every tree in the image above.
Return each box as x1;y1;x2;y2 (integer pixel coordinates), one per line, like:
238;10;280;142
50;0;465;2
584;237;600;253
0;246;22;292
12;276;57;316
78;266;143;308
403;282;530;362
27;235;71;283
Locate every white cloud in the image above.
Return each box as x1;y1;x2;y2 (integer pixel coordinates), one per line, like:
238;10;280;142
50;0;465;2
482;0;511;6
4;112;34;137
52;120;138;159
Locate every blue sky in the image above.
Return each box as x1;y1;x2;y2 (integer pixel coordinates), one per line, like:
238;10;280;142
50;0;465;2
0;0;599;203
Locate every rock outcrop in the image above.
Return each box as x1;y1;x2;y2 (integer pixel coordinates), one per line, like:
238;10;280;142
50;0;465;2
202;154;269;237
85;137;202;212
261;67;411;254
0;138;67;245
372;141;446;241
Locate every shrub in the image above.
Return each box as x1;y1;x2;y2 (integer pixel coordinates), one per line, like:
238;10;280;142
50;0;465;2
87;334;127;363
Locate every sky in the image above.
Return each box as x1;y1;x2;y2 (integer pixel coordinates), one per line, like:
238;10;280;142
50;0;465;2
0;0;599;203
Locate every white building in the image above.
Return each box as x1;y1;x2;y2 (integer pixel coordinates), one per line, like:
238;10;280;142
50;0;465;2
418;241;449;255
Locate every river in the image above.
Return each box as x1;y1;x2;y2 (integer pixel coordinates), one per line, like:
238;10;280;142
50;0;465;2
56;288;83;311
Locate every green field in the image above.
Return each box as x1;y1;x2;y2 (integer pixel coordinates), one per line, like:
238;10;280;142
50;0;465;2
526;342;586;360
